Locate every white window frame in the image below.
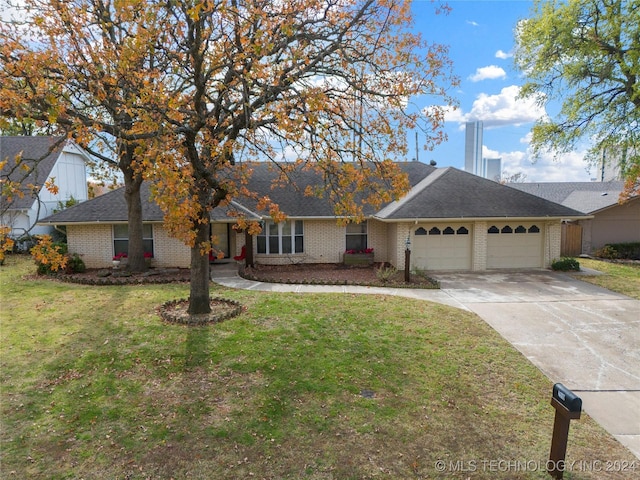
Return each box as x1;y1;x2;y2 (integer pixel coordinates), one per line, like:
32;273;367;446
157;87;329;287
113;224;154;256
345;221;368;251
257;220;304;255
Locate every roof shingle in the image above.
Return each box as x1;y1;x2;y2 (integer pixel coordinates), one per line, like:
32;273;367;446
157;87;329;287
376;168;586;219
39;162;586;225
1;136;67;210
508;181;625;214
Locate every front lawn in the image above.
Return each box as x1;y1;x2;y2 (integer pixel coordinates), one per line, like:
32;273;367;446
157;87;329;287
575;258;640;300
1;255;635;479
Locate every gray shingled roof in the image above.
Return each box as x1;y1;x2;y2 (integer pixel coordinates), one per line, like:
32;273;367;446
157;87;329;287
0;136;67;210
376;168;586;220
238;161;436;217
40;162;586;225
39;181;254;223
40;182;162;223
40;161;436;223
509;181;625;214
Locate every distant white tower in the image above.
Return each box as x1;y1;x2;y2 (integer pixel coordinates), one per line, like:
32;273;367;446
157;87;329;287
485;157;502;181
465;121;502;180
465;121;483;175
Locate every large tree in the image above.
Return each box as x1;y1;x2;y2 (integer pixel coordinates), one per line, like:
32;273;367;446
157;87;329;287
0;0;171;272
146;0;456;315
515;0;639;195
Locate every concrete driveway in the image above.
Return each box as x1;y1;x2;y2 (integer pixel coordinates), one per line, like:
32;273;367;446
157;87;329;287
430;270;640;460
212;265;640;459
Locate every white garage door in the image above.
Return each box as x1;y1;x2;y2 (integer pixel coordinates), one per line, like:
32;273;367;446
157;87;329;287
413;225;472;271
487;224;542;269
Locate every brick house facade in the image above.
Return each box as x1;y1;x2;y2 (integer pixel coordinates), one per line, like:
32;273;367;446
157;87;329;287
40;163;583;271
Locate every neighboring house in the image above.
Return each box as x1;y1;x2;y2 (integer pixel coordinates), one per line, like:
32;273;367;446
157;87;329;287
0;136;90;241
509;182;640;255
38;162;587;271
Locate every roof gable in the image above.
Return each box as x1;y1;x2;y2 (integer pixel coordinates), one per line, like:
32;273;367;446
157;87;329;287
1;136;67;210
376;167;586;220
1;136;92;211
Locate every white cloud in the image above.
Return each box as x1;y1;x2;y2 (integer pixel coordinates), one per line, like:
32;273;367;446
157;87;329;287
483;142;594;182
469;65;507;82
520;132;533;144
495;50;513;60
467;20;479;27
444;85;546;128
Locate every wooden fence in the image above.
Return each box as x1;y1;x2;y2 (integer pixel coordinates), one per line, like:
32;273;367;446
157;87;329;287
561;223;583;257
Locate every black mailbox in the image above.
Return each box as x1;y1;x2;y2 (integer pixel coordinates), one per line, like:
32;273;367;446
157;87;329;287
552;383;582;413
549;383;582;479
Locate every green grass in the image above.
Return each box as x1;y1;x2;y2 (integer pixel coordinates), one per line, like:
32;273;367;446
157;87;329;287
1;254;636;479
575;258;640;299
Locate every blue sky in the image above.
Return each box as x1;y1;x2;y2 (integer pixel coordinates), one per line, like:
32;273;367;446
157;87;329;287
1;0;597;182
411;0;596;182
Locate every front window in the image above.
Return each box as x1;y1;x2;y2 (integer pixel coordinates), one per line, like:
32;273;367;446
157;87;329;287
346;221;367;251
257;220;304;254
113;224;154;257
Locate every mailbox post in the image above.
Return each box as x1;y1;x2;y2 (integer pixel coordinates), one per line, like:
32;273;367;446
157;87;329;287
548;383;582;479
404;236;411;283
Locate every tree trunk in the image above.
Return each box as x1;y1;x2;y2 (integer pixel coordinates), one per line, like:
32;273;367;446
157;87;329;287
123;173;147;273
188;212;211;315
119;142;147;273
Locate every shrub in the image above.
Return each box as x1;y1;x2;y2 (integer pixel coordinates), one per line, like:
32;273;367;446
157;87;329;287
552;257;580;271
65;253;86;274
0;225;14;265
594;245;618;259
595;242;640;260
30;235;68;274
376;265;398;283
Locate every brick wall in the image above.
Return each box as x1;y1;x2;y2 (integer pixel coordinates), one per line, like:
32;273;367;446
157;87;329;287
472;221;487;271
67;224;113;268
66;218;565;271
545;221;562;267
368;220;388;262
386;223;400;267
67;223;193;268
153;225;191;268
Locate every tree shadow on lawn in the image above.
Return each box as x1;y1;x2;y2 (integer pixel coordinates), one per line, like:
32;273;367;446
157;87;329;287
3;266;637;479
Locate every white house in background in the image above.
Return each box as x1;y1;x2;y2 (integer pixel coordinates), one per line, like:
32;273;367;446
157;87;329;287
0;136;90;241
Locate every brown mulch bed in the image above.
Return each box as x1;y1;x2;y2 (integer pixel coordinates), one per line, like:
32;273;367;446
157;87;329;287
51;267;192;285
242;263;440;289
47;263;438;289
158;297;244;325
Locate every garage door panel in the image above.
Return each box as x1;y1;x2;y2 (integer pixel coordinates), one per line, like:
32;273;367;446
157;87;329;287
487;223;542;269
413;224;471;271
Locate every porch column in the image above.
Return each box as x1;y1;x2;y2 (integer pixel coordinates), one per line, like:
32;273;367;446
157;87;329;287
244;230;254;268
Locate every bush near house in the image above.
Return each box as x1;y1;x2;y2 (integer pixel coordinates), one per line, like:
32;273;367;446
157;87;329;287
0;225;14;265
551;257;580;271
594;242;640;260
30;235;86;274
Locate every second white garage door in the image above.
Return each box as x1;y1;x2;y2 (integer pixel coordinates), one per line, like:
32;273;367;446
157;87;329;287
412;225;472;271
486;224;543;269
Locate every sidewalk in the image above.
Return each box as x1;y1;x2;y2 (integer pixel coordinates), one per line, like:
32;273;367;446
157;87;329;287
210;262;466;309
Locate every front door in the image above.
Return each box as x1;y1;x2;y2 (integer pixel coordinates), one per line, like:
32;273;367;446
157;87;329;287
211;223;231;258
